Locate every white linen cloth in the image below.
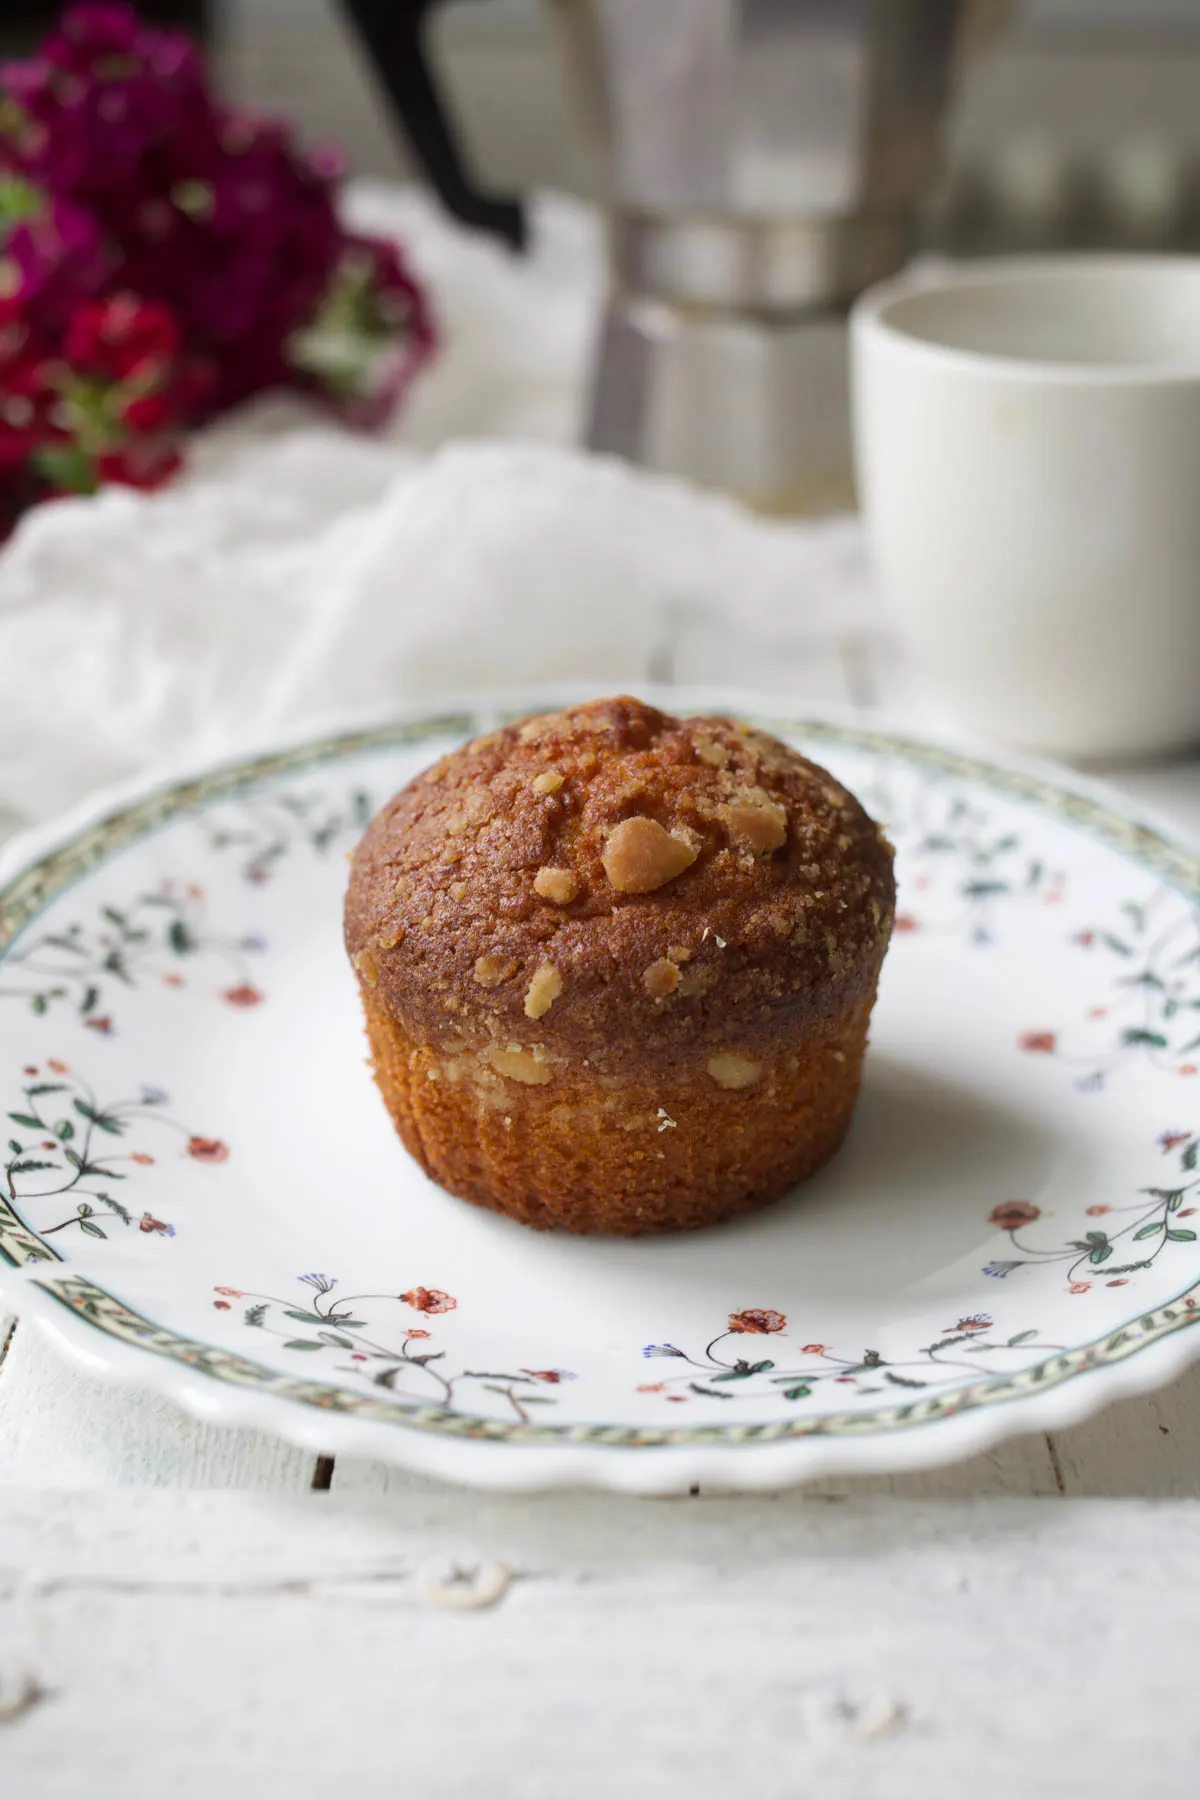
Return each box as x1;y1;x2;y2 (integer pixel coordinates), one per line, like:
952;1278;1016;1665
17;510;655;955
0;182;878;827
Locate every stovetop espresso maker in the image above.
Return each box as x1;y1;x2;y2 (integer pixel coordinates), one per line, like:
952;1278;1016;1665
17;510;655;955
341;0;1009;511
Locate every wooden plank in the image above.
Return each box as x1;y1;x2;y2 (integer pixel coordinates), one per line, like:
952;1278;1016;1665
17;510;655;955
0;1325;316;1491
1047;1362;1200;1497
0;1489;1197;1797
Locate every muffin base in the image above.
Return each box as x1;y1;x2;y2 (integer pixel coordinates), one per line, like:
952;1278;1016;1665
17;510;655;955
359;990;879;1235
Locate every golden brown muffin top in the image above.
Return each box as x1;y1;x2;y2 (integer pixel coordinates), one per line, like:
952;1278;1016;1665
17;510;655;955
344;697;894;1074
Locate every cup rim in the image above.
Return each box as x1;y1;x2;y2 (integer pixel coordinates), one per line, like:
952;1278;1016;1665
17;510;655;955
852;253;1200;385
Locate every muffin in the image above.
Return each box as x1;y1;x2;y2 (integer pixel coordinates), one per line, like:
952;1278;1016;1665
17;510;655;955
345;697;894;1235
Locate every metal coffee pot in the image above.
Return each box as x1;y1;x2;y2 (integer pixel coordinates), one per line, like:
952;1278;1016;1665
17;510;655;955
341;0;1009;511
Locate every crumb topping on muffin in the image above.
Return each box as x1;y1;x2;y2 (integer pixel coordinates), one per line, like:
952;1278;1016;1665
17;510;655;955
344;696;895;1074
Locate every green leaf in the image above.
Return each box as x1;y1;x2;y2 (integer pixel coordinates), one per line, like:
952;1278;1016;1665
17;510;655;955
168;919;195;956
101;906;129;930
1135;1222;1165;1240
32;441;98;494
54;1119;74;1141
0;174;45;227
317;1331;353;1350
7;1159;54;1174
96;1194;131;1225
8;1140;20;1155
1167;1229;1198;1242
1102;934;1134;957
244;1303;267;1327
716;1360;772;1379
782;1384;812;1401
80;984;100;1016
1121;1028;1168;1048
688;1382;733;1400
283;1308;327;1325
8;1112;43;1130
283;1339;324;1351
102;949;130;983
1169;1193;1185;1212
883;1371;928;1389
1084;1230;1109;1245
1089;1243;1114;1264
1008;1329;1038;1346
26;1084;66;1096
63;1148;83;1170
78;1219;105;1238
73;1099;122;1135
1184;1142;1199;1172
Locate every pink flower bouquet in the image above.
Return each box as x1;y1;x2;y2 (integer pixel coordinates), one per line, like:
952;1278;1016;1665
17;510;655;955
0;2;436;540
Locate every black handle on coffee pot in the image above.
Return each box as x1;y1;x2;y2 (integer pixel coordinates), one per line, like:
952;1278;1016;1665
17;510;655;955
337;0;527;252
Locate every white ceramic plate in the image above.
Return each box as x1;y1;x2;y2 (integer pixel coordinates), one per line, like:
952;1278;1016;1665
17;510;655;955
3;693;1200;1493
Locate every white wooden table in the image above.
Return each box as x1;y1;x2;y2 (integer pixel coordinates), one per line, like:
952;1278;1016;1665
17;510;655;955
3;642;1200;1797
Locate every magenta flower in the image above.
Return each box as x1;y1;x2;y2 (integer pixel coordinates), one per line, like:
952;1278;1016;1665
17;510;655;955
0;2;435;537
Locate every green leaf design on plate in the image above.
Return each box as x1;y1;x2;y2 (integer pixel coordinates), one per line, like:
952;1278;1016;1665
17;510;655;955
168;919;195;956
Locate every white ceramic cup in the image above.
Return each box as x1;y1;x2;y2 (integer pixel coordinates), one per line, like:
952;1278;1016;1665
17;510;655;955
852;256;1200;760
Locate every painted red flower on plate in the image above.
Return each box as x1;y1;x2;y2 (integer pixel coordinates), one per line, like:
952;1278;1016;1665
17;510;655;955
990;1201;1040;1231
728;1308;786;1335
401;1287;456;1315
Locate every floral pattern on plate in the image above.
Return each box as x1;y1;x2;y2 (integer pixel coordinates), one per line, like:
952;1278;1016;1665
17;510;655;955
0;880;267;1033
210;1273;576;1424
4;1059;227;1250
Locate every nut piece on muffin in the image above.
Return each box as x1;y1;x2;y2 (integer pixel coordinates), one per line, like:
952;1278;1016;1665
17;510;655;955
345;696;895;1235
